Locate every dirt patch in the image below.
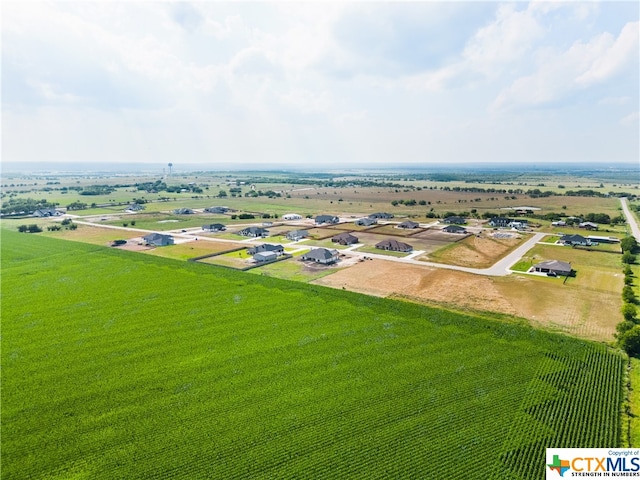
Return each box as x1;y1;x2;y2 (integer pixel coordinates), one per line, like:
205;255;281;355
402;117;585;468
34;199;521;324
424;235;522;268
314;259;618;342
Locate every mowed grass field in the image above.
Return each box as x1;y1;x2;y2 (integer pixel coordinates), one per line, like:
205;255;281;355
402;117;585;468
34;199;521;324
2;231;625;479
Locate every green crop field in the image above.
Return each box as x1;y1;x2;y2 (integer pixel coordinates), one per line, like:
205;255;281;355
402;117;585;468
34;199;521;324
1;231;626;479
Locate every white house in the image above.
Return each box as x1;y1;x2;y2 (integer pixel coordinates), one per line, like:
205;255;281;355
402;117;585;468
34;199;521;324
283;213;302;220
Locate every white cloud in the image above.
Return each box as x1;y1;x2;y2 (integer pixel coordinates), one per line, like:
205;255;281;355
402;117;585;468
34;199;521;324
620;112;639;126
492;20;640;112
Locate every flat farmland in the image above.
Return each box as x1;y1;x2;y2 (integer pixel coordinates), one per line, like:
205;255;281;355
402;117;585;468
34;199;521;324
315;259;621;341
2;231;625;479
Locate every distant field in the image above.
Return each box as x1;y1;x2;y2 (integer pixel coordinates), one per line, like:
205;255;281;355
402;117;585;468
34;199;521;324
2;231;625;479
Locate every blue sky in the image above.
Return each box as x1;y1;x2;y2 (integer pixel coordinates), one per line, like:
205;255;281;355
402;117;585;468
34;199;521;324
2;1;638;166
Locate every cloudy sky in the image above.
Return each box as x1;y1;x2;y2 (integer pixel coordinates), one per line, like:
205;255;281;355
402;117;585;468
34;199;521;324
2;1;639;167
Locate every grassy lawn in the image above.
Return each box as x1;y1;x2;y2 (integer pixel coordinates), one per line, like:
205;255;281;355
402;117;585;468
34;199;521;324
247;256;340;282
142;241;242;261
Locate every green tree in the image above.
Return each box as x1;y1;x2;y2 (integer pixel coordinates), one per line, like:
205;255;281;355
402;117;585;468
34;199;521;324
218;190;228;198
623;286;637;304
622;251;637;265
622;303;638;322
621;236;638;253
618;325;640;356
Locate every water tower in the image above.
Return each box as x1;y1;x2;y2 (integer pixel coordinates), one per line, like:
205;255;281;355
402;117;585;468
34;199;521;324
168;163;173;176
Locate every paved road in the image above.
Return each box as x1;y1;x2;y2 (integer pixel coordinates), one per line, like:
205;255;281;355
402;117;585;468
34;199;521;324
72;217;545;277
621;197;640;242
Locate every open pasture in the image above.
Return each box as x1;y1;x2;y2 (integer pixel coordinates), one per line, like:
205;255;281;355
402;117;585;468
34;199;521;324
2;231;625;479
316;259;621;341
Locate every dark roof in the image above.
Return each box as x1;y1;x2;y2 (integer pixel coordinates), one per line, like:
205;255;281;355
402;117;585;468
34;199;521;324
143;233;173;244
240;226;269;235
398;221;419;229
203;223;225;230
303;248;338;261
443;216;466;224
248;244;284;254
375;239;412;252
315;215;339;223
560;234;588;243
287;229;308;237
443;225;466;233
369;212;393;219
331;232;358;244
535;260;572;273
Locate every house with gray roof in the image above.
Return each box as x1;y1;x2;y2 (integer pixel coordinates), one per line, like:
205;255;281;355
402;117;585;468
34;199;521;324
534;260;572;276
238;226;269;238
202;223;226;232
286;230;309;241
173;208;194;215
253;251;278;263
33;208;63;217
301;248;339;264
369;212;394;219
559;234;590;246
397;220;419;229
443;225;467;234
247;244;284;255
315;215;339;225
443;216;466;225
143;233;174;247
355;217;377;226
375;239;413;252
331;232;358;245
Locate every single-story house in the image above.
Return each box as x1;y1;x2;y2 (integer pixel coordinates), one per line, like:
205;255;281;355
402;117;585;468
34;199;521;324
173;208;194;215
315;215;340;225
301;248;339;264
239;226;269;238
247;244;284;255
559;234;590;246
143;233;174;247
253;251;278;263
33;208;63;217
397;220;420;229
369;212;394;219
533;260;572;276
443;225;467;234
125;203;145;212
282;213;302;220
579;222;599;230
286;230;309;241
551;220;567;227
443;216;466;225
331;232;359;245
202;223;226;232
375;239;413;252
355;217;377;226
204;206;228;214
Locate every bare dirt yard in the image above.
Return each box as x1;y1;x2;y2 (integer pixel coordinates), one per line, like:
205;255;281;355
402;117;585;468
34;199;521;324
422;234;524;268
314;259;619;342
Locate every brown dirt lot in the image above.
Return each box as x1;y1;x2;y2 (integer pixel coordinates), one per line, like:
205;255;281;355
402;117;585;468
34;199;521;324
422;234;523;268
313;259;619;342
